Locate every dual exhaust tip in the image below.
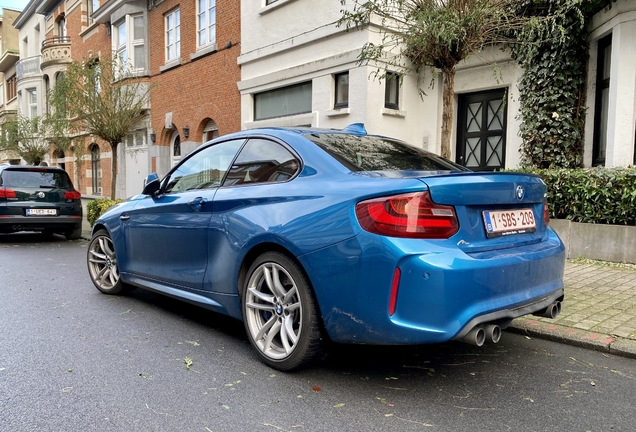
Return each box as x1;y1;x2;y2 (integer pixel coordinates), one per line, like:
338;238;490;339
461;300;562;347
461;324;501;347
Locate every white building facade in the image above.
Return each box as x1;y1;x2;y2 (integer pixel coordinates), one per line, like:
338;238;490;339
239;0;636;170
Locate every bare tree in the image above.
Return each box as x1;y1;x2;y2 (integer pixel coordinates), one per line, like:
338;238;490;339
338;0;575;159
48;55;152;198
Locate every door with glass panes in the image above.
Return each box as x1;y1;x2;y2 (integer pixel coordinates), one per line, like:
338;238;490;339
456;89;507;171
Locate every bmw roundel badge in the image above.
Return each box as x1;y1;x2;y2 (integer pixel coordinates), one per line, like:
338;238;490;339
515;185;525;201
37;191;45;199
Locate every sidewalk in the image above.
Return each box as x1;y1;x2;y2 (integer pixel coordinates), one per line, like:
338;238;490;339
509;260;636;359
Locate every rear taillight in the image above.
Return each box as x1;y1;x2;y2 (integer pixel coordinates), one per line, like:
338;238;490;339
65;191;82;200
543;200;550;226
355;191;459;239
0;188;17;199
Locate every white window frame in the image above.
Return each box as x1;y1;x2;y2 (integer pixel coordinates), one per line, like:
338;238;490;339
27;88;38;119
165;8;181;63
126;129;147;148
112;14;146;72
197;0;216;49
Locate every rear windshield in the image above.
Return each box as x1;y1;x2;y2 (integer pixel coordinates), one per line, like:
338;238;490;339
305;134;469;173
0;169;73;189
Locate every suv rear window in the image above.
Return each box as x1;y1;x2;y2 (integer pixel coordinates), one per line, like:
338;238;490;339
0;169;73;189
306;134;469;174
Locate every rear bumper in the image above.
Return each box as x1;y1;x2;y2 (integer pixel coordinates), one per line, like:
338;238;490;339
303;229;566;345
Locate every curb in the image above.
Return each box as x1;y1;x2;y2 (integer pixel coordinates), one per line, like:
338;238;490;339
508;317;636;360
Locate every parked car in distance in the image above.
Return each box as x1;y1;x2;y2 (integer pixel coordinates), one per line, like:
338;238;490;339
87;124;566;371
0;165;82;239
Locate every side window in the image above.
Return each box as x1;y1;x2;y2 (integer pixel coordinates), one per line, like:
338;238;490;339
163;139;244;193
223;139;300;186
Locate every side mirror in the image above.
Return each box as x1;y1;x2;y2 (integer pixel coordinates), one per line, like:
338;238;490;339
142;173;161;195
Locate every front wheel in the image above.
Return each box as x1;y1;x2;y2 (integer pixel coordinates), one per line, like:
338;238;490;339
242;252;324;371
87;229;131;295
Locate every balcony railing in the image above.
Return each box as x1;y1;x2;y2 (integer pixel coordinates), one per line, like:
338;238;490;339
41;37;72;69
42;36;71;48
16;55;42;79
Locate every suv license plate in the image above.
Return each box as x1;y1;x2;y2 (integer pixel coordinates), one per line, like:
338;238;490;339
26;209;57;216
483;209;536;238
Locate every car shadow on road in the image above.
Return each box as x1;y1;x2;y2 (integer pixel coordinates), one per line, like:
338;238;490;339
0;231;75;244
122;285;518;376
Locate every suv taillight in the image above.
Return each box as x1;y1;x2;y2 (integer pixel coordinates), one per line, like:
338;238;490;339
543;199;550;226
355;191;459;239
65;191;81;200
0;187;17;199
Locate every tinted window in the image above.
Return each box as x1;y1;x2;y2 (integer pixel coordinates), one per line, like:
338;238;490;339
163;139;244;193
223;139;300;186
306;134;468;173
1;169;72;189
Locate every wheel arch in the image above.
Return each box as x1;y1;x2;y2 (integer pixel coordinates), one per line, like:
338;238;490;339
237;242;328;334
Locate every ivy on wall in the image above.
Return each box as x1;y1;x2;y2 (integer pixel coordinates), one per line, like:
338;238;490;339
511;0;616;169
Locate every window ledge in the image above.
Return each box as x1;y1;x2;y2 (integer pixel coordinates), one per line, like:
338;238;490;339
159;58;182;73
259;0;299;15
190;43;218;62
382;108;406;118
79;21;101;39
326;108;350;117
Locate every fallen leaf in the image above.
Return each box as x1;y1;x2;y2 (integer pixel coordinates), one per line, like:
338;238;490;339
184;357;193;370
312;386;322;392
385;414;394;417
333;403;345;408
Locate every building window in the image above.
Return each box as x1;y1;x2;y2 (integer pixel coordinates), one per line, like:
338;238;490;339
126;129;146;147
58;16;66;38
44;76;50;114
113;15;146;71
593;34;611;166
203;119;219;142
7;74;17;101
384;72;399;110
0;83;3;106
56;149;66;171
27;88;38;118
87;0;99;25
334;72;349;109
197;0;216;49
165;9;181;62
91;144;101;195
254;82;312;121
171;131;181;167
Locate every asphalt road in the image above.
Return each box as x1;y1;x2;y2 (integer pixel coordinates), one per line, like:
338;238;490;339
1;233;635;432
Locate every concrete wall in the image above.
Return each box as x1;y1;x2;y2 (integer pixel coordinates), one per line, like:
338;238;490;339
550;219;636;264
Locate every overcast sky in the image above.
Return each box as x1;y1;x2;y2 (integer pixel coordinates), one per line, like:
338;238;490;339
1;0;30;12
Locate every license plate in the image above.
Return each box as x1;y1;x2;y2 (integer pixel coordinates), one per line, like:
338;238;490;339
26;209;57;216
482;208;536;238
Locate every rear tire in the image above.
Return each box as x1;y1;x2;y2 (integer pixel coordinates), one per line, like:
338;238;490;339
242;252;324;371
87;229;131;295
65;224;82;240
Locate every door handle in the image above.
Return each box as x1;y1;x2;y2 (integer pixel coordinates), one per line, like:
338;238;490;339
120;214;130;221
188;197;208;211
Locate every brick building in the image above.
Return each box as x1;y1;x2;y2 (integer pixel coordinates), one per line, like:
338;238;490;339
12;0;241;199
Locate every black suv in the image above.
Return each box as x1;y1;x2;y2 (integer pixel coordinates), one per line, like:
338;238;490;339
0;165;83;239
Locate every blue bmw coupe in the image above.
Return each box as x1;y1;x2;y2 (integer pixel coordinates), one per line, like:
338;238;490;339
87;124;565;371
